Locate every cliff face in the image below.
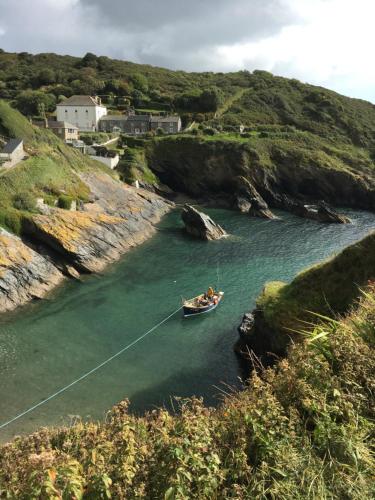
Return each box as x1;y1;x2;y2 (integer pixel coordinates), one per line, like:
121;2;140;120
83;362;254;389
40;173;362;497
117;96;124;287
24;173;170;273
0;230;63;312
0;173;170;313
147;136;375;214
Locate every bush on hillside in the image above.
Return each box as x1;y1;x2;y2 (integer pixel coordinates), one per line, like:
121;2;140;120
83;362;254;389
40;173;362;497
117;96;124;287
57;195;73;210
12;192;36;212
15;90;56;116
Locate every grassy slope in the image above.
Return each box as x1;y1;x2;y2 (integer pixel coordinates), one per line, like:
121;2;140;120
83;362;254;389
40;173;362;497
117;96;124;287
257;231;375;338
1;51;375;149
0;286;374;498
0;101;112;234
214;73;375;150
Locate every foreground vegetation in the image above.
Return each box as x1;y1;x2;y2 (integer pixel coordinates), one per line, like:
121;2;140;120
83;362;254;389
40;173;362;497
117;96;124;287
0;283;374;498
256;231;375;352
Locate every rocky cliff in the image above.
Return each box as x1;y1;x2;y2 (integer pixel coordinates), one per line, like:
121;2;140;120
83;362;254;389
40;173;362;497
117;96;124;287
147;136;375;218
0;102;172;313
0;173;171;313
0;230;63;312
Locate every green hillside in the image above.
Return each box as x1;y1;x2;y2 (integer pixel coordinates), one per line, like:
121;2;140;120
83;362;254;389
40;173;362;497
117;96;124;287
0;101;109;234
254;231;375;352
1;50;375;154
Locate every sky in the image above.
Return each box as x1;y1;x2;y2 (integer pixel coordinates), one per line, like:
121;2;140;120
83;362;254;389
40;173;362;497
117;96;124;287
0;0;374;102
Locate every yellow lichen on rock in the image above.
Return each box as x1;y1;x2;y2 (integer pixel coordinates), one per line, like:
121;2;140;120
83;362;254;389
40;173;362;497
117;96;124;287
0;234;33;269
33;210;124;253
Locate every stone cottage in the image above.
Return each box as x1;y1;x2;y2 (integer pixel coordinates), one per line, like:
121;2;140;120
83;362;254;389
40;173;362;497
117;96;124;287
150;115;182;134
34;120;79;143
99;113;182;135
0;138;25;167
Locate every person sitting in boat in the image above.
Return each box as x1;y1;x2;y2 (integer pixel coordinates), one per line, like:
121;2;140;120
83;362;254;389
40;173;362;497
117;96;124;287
206;287;215;299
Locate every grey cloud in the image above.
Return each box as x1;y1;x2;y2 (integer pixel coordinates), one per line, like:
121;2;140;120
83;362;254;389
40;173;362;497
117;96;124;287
75;0;296;70
81;0;295;49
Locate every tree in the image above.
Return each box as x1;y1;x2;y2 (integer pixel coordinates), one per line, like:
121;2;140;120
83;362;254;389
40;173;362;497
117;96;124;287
15;90;56;116
199;87;224;112
131;73;148;93
33;68;56;87
80;52;98;68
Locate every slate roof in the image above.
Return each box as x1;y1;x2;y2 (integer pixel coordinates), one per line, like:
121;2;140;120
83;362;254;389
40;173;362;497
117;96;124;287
100;115;128;121
56;95;103;107
126;115;151;122
150;116;180;123
1;138;23;154
48;120;78;129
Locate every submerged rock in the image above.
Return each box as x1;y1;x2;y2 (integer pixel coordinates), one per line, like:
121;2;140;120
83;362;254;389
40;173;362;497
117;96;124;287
234;176;276;219
181;204;227;240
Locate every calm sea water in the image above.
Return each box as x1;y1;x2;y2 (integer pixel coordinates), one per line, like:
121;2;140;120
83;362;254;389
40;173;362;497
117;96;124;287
0;208;374;442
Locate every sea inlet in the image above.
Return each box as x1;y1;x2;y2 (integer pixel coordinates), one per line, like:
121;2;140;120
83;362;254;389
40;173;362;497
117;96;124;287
0;207;374;442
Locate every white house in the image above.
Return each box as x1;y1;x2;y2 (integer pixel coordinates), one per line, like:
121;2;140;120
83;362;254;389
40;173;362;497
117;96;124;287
0;138;25;167
89;153;119;169
56;95;107;132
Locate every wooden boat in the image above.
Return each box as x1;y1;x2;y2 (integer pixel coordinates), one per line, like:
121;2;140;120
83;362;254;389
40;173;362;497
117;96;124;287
183;289;224;318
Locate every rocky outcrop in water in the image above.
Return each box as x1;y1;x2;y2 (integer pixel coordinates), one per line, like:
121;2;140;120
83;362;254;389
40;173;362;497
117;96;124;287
233;176;276;219
0;230;64;313
235;308;287;361
283;199;351;223
181;204;227;240
0;173;171;312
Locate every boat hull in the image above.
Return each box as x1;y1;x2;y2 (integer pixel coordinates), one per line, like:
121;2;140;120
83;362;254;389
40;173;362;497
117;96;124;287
183;292;224;318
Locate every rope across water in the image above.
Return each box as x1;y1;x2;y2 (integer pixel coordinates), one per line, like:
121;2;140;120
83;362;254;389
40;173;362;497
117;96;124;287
0;305;182;431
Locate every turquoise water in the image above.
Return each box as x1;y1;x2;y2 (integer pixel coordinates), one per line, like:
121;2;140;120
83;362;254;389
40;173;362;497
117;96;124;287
0;208;374;442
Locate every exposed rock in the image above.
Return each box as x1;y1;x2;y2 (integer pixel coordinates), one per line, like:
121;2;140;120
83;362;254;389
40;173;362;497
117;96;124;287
148;137;375;216
0;173;171;313
0;230;64;313
63;265;81;280
235;306;292;363
233;176;276;219
289;200;351;223
181;204;227;240
23;172;171;273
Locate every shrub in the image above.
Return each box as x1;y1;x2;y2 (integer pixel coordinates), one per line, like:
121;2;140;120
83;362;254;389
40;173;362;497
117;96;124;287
203;127;216;136
0;208;23;235
57;195;73;210
12;192;36;212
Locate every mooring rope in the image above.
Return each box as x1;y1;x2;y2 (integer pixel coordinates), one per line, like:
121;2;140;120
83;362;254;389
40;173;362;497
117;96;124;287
0;305;182;431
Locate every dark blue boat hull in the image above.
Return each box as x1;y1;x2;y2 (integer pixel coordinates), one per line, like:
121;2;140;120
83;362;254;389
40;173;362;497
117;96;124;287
183;300;220;317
